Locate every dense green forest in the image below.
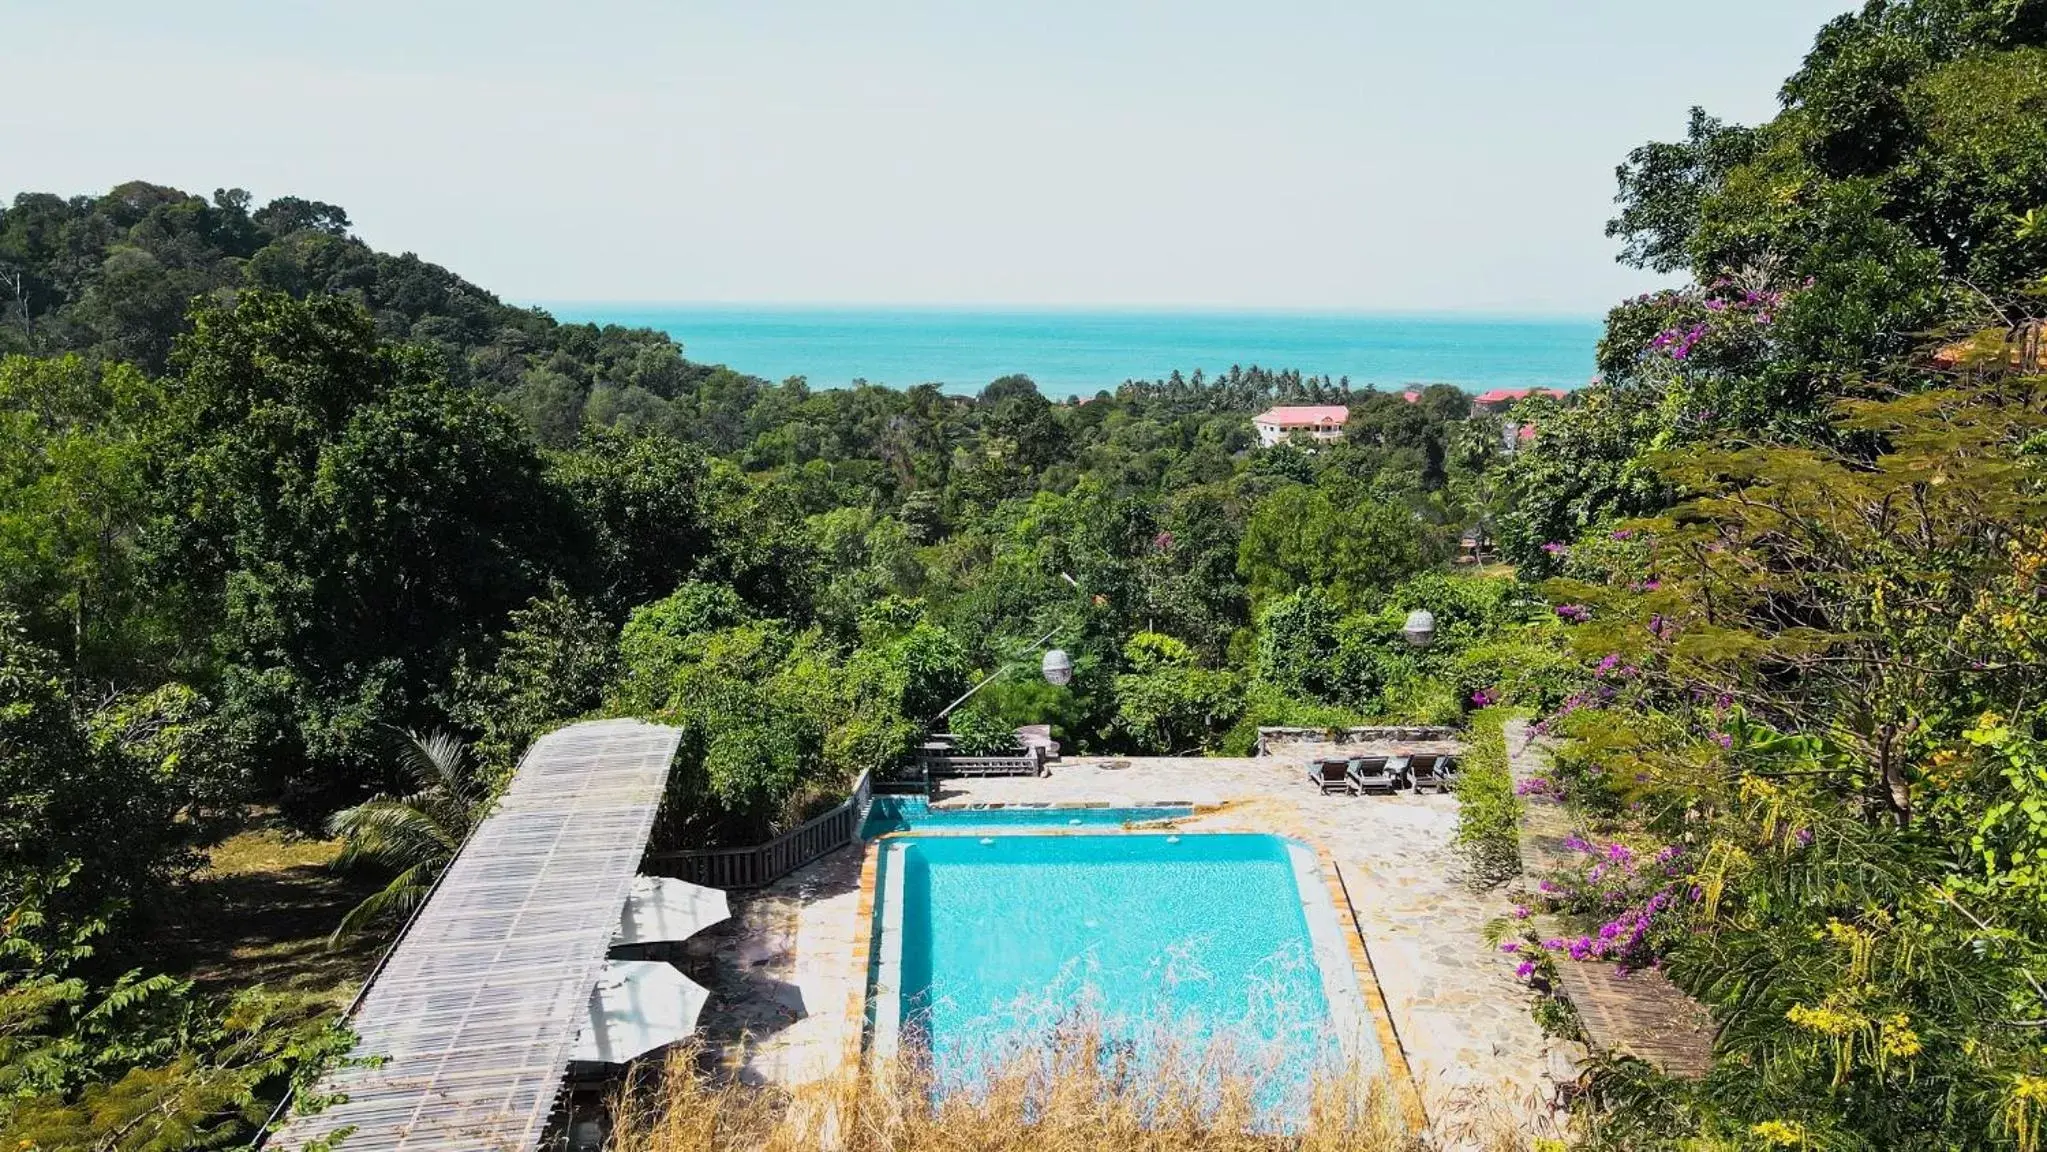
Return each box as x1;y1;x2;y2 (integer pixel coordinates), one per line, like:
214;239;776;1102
0;172;1557;1151
9;0;2047;1148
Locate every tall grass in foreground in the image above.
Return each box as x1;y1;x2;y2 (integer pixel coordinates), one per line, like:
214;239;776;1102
607;1026;1530;1152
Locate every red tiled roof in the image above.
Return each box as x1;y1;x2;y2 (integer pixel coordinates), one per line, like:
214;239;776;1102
1254;405;1351;426
1473;387;1568;406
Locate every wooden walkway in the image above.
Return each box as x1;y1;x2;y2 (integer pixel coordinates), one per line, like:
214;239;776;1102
1505;719;1718;1080
1550;962;1716;1078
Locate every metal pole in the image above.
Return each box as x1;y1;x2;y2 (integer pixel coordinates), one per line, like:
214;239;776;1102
930;573;1083;723
934;624;1061;720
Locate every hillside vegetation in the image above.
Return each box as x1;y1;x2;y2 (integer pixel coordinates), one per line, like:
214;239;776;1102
8;0;2047;1148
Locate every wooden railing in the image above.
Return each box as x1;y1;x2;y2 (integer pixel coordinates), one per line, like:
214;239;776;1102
645;770;872;889
923;746;1048;778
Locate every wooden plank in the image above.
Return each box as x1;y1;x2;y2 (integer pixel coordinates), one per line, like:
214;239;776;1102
1550;961;1717;1079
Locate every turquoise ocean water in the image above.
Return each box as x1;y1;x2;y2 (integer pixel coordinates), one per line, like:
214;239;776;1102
544;305;1601;398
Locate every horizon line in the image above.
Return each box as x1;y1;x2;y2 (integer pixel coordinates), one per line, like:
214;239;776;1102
528;300;1610;323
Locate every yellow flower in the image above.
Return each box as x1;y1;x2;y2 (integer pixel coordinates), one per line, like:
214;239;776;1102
1880;1013;1922;1060
1787;1001;1867;1037
2015;1075;2047;1104
1752;1118;1809;1146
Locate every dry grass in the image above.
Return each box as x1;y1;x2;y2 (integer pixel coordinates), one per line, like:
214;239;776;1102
607;1026;1534;1152
161;816;386;1003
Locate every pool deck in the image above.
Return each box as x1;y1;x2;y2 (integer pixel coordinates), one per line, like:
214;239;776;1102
688;746;1569;1143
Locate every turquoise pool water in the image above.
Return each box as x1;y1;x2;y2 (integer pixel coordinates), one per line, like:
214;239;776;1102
860;797;1192;838
873;833;1362;1109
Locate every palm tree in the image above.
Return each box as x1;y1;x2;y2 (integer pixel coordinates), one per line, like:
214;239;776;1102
328;730;485;942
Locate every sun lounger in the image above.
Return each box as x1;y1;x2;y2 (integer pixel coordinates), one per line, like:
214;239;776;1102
1407;753;1447;794
1307;758;1351;794
1346;755;1397;795
1385;754;1412;789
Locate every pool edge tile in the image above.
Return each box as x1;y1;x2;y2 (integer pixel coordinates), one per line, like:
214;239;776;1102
842;839;881;1078
1317;842;1430;1135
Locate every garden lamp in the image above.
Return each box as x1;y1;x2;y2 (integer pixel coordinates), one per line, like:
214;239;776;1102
1041;648;1074;687
1402;609;1437;649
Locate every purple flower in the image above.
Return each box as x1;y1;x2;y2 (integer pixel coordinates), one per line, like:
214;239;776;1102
1499;941;1521;954
1543;938;1566;950
1512;905;1531;919
1153;530;1175;552
1795;827;1814;847
1562;834;1592;853
1471;689;1495;707
1606;843;1633;864
1542;540;1568;556
1714;732;1733;749
1515;960;1537;978
1611;528;1634;541
1556;604;1591;623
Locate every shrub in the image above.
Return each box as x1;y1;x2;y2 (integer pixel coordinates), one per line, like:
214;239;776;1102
1452;708;1520;886
1217;681;1364;756
1375;675;1463;727
946;705;1018;755
1447;638;1582;716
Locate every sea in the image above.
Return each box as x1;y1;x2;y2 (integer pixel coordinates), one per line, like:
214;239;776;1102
541;305;1601;399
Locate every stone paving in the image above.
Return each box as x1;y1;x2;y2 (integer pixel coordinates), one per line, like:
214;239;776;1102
694;742;1573;1143
682;844;865;1085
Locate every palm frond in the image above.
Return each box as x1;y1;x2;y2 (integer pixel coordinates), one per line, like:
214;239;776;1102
329;863;440;943
400;729;478;807
327;800;458;873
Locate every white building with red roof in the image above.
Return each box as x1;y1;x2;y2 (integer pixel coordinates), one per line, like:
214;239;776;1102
1252;404;1350;447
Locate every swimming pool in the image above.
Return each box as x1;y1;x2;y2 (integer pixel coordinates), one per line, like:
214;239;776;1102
860;796;1193;837
868;832;1374;1110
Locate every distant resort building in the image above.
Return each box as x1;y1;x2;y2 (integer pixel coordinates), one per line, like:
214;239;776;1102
1253;404;1350;447
1471;387;1568;413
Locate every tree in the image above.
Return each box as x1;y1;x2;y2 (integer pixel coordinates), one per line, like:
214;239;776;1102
1237;484;1426;607
1252;589;1341;704
548;426;711;615
0;355;160;674
1539;364;2047;1149
147;291;566;814
450;588;616;785
1607;107;1760;273
0;611;189;920
1111;632;1241;753
328;731;484;940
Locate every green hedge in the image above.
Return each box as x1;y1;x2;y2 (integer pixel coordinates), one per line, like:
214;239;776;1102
1452;707;1521;885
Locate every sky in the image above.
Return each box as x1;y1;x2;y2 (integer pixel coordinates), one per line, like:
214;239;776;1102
1;0;1851;314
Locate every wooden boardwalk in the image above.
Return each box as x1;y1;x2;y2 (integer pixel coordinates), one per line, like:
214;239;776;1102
1505;720;1718;1081
1550;962;1716;1078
